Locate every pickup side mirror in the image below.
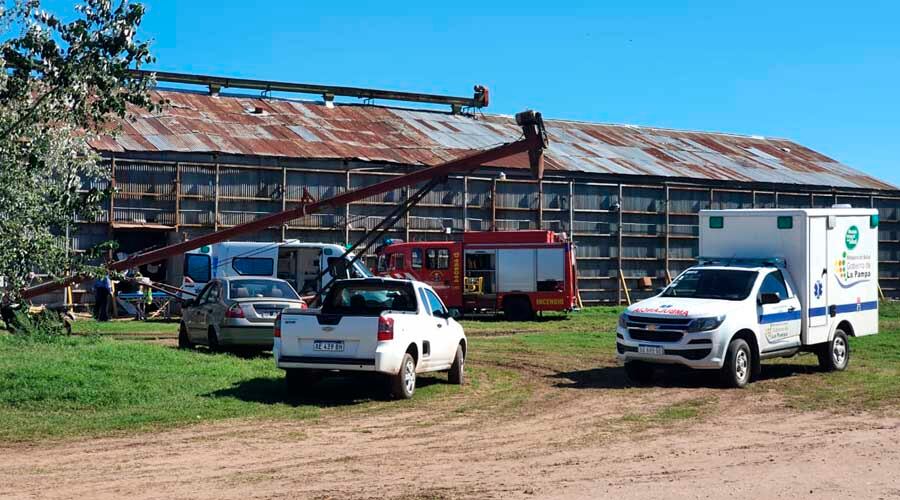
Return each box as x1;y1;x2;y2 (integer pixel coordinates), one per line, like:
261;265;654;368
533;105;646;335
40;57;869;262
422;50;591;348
759;292;781;305
448;309;461;319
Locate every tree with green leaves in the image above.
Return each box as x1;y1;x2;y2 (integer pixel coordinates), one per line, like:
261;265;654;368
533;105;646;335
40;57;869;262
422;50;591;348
0;0;161;302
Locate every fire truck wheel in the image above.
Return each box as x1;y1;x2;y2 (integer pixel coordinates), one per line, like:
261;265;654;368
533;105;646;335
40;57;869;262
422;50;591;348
818;329;849;372
448;344;465;385
503;296;534;321
178;322;193;349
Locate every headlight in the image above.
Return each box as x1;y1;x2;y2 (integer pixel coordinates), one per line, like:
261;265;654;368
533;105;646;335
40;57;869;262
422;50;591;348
618;313;628;328
688;316;725;332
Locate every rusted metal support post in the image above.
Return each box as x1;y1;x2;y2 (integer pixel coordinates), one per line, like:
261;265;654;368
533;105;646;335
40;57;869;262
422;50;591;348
537;180;544;229
462;176;469;232
490;178;497;231
281;167;287;241
174;162;181;229
664;184;670;280
214;163;220;231
344;169;351;245
568;181;574;235
404;186;411;241
617;184;624;305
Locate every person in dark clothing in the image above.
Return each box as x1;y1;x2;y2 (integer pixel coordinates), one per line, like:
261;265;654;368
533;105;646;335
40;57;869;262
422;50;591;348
93;275;112;321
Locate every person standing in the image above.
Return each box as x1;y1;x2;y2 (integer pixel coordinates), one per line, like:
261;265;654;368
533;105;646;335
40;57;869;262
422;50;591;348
93;274;112;321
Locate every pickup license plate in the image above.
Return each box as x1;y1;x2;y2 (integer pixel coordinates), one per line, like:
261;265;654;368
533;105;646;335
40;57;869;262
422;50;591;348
313;340;344;352
638;344;665;355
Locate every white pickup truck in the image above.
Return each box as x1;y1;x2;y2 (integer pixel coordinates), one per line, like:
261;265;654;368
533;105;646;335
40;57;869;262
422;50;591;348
617;207;879;387
274;277;467;399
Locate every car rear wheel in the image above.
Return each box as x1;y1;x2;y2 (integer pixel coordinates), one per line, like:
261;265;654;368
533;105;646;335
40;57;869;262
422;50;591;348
448;344;465;385
391;353;417;399
207;327;220;352
818;329;849;372
178;323;193;349
721;338;752;388
624;360;654;384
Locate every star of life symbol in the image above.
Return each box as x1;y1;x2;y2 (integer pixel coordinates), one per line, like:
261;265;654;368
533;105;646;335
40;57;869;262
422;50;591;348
856;297;862;312
813;281;823;300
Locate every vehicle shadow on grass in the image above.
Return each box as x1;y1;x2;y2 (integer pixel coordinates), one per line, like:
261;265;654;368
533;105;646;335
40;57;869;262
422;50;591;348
206;373;446;408
550;363;822;390
463;314;569;324
175;345;273;360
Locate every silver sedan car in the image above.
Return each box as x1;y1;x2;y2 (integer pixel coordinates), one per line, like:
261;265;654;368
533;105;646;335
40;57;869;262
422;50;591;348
179;277;306;350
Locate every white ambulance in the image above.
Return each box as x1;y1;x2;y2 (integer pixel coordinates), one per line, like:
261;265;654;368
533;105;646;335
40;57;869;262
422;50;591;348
617;206;879;387
181;240;372;298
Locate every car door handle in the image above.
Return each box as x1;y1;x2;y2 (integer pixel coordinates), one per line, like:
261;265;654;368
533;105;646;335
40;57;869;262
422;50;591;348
788;306;796;312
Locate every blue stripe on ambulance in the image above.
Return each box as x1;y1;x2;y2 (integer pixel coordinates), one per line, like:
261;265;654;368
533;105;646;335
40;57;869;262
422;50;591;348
760;300;878;324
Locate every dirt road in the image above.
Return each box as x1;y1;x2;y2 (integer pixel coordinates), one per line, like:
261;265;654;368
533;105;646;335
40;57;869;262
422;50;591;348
2;368;898;500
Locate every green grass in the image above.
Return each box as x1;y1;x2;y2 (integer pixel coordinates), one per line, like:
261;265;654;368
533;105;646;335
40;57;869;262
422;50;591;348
70;318;180;336
1;303;898;442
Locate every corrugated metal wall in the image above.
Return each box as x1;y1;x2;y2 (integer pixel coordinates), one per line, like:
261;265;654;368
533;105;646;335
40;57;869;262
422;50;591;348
70;157;900;304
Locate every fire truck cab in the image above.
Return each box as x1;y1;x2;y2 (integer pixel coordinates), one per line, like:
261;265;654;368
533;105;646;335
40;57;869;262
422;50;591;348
376;231;577;320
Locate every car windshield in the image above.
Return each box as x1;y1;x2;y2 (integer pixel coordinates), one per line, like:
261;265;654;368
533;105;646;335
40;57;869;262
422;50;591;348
322;282;417;315
229;279;299;300
662;269;758;301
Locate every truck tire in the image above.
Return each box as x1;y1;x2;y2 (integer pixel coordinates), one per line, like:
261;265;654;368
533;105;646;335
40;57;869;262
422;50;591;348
448;344;465;385
391;352;417;399
818;329;849;372
178;323;193;349
503;297;534;321
721;338;752;388
624;360;654;384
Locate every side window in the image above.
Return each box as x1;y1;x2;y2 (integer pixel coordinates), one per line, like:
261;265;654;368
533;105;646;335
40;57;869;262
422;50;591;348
196;282;214;303
426;248;450;269
206;283;221;303
418;288;431;314
424;289;446;316
377;254;388;273
185;254;211;283
391;253;406;270
759;271;789;301
232;257;274;276
411;248;423;269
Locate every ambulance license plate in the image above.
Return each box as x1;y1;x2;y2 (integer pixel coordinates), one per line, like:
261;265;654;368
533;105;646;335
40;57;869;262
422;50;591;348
313;341;344;352
638;344;665;355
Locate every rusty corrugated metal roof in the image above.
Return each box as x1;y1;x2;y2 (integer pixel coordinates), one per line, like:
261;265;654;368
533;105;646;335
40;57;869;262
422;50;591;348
93;89;895;190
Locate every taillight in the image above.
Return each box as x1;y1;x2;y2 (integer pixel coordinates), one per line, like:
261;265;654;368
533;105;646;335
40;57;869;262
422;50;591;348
225;303;245;318
377;316;394;341
299;300;308;309
274;312;282;338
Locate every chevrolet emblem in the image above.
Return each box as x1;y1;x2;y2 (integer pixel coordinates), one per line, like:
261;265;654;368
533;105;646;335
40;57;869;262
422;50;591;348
646;324;657;331
321;326;335;332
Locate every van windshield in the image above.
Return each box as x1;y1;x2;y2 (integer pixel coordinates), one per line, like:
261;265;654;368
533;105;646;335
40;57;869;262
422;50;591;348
662;269;758;301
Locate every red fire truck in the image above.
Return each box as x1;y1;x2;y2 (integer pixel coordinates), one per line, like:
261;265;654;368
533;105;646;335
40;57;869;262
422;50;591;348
375;231;577;320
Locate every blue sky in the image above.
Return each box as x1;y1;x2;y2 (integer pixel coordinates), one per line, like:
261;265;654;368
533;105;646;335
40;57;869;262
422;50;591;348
45;0;900;187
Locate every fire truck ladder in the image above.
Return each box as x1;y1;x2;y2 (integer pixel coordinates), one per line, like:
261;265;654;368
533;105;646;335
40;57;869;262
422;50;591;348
22;110;548;300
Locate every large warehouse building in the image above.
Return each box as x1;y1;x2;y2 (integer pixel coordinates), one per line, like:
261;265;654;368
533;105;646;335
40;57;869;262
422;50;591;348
72;73;899;304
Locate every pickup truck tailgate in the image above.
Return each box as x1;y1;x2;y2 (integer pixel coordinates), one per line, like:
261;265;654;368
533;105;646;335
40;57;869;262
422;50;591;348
280;313;379;362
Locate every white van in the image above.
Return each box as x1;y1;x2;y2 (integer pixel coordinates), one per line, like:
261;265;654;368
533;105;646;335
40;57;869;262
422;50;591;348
182;240;372;298
617;207;879;387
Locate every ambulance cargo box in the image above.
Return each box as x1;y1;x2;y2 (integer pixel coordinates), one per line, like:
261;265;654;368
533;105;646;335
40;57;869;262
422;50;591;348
699;208;879;343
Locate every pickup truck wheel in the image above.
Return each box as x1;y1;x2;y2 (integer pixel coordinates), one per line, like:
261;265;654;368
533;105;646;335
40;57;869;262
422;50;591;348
721;338;752;388
178;323;193;349
285;369;319;393
818;330;849;372
448;344;465;385
391;353;417;399
624;360;654;384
